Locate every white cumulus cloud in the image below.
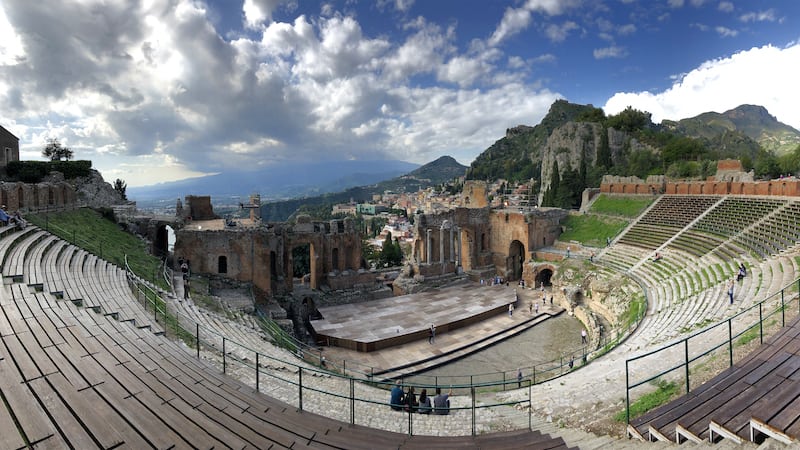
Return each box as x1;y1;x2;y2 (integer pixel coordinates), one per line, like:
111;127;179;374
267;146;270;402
603;43;800;130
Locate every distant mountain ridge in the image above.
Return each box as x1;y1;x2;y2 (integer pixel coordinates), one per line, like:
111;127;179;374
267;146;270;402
259;156;467;221
665;104;800;156
127;159;420;204
465;100;800;209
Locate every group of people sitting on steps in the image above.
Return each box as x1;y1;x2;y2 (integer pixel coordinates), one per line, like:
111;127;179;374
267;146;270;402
0;206;26;230
389;380;452;414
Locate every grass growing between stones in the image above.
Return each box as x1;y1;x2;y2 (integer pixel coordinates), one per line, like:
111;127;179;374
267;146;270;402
559;214;628;247
589;194;655;218
614;379;679;422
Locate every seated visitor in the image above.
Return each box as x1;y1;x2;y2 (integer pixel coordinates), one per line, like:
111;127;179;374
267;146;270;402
0;206;9;226
11;211;26;229
389;380;405;411
417;389;431;414
404;386;417;412
433;387;452;415
737;263;746;282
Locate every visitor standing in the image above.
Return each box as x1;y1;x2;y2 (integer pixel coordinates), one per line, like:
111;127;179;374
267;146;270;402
728;279;735;304
581;329;587;345
508;303;514;316
517;368;523;388
429;324;435;344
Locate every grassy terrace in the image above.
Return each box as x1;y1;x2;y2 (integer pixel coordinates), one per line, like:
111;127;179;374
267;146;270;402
589;194;655;218
27;208;168;290
559;214;628;247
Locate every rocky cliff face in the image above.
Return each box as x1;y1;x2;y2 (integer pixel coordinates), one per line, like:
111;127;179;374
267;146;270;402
537;122;651;204
67;169;125;208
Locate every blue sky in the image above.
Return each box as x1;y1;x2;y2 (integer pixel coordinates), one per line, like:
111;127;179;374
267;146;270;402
0;1;798;187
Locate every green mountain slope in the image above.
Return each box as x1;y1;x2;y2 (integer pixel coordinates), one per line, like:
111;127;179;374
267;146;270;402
466;100;601;182
667;104;800;156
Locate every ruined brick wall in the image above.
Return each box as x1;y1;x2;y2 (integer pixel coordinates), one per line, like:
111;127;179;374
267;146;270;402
412;207;565;280
183;195;216;220
0;182;75;213
461;180;488;208
174;217;363;297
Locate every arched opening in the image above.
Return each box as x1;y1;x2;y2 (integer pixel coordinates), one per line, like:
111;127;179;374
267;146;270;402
292;243;311;281
270;251;278;280
535;268;554;287
218;255;228;274
17;186;24;209
302;297;321;320
480;233;487;251
508;240;525;281
429;234;440;263
48;188;54;205
154;224;170;258
331;248;340;271
291;242;318;289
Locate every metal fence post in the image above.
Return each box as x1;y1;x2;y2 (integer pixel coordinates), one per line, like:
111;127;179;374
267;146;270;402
759;302;763;345
625;359;630;425
222;337;226;374
299;367;303;411
728;318;733;367
684;339;690;394
782;289;786;326
195;323;200;358
528;380;532;431
256;352;260;392
471;386;476;436
350;378;355;425
408;404;413;436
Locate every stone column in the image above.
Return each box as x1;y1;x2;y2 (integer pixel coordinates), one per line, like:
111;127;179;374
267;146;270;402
449;226;455;262
439;227;445;264
455;227;461;266
426;229;432;265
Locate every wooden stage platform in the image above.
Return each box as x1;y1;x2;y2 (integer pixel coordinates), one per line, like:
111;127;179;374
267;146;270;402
310;283;517;352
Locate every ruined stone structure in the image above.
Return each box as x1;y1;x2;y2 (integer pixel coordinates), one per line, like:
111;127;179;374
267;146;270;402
600;160;800;197
411;207;566;281
177;195;216;221
460;180;488;208
173;198;364;297
0;181;76;212
0;125;20;168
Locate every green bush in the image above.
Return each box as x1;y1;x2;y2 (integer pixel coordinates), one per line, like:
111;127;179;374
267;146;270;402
51;160;92;178
7;161;50;182
5;160;93;183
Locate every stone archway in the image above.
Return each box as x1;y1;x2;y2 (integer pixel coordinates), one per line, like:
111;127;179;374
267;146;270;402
535;268;554;287
507;240;525;281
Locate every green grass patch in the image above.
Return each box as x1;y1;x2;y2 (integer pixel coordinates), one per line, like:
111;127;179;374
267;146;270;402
589;194;655;218
736;325;760;346
623;294;646;329
28;208;168;290
615;380;679;422
559;214;628;247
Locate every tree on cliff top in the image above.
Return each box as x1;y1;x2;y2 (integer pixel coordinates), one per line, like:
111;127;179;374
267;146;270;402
42;138;74;161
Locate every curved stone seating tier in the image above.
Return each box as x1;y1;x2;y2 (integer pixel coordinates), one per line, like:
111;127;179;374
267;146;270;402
636;195;721;229
629;314;800;445
2;228;48;281
0;260;573;448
